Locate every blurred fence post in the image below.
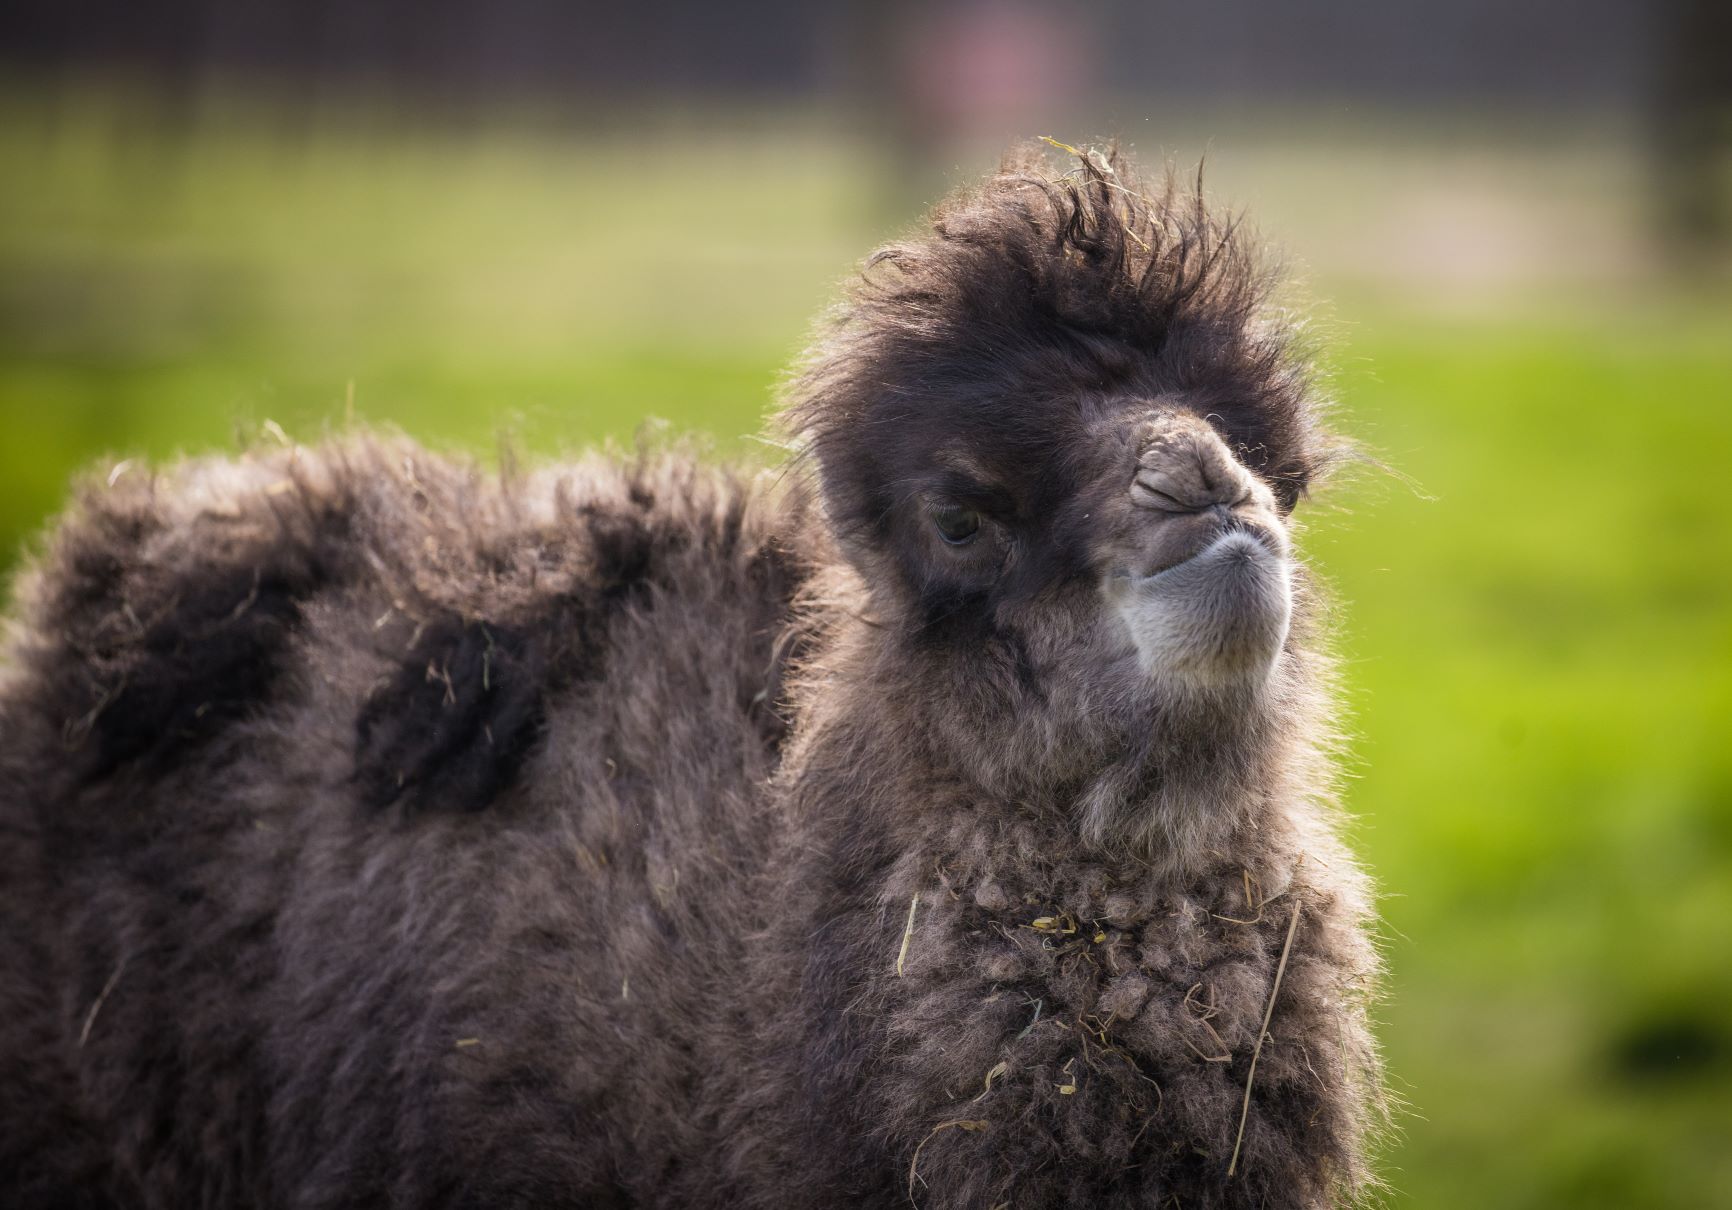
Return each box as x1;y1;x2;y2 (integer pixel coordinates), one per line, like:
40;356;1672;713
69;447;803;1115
1651;0;1732;273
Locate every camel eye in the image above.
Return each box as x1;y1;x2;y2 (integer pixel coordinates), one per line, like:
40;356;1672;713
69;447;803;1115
931;505;981;546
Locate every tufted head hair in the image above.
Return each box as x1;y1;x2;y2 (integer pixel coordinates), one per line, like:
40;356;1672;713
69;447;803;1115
784;140;1332;559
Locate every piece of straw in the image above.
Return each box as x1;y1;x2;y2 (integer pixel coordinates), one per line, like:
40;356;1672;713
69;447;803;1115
895;893;920;977
1227;900;1302;1178
79;959;127;1047
907;1118;989;1201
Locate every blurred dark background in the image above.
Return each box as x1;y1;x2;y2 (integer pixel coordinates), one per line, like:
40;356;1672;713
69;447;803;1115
0;0;1716;112
1;2;1729;1206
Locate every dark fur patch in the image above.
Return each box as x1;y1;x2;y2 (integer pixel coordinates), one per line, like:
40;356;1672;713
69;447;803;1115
350;463;805;815
75;564;318;778
28;483;344;785
354;617;547;813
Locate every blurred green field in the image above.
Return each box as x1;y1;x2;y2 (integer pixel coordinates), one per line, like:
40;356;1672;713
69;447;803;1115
2;92;1729;1207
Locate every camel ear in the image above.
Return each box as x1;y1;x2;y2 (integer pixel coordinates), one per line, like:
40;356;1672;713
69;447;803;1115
805;445;935;607
779;410;882;571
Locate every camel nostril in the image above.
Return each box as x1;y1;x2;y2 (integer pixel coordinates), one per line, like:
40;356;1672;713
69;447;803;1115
1131;414;1264;514
1130;466;1252;514
1130;475;1193;512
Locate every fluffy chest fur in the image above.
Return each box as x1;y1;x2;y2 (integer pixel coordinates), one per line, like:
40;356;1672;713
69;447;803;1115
739;720;1379;1210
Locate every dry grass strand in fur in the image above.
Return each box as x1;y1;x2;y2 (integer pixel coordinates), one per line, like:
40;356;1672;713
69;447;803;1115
1229;898;1304;1178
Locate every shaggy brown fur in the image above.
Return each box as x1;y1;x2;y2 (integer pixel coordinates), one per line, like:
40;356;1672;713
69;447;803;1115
0;145;1382;1209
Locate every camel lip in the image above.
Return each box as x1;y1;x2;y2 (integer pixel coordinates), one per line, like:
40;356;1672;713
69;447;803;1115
1106;525;1284;592
1104;528;1296;686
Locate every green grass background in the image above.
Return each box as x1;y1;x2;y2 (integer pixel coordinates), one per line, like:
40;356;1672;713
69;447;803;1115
2;90;1729;1207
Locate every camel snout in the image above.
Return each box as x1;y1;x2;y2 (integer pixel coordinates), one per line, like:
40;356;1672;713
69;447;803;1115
1130;414;1259;515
